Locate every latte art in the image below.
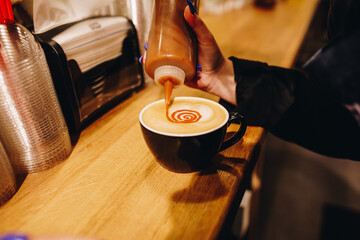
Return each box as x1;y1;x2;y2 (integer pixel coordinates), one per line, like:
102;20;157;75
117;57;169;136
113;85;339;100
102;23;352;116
140;97;228;136
168;109;202;123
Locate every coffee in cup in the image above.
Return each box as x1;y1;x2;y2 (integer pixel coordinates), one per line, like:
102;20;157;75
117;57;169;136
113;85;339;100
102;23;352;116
139;97;247;173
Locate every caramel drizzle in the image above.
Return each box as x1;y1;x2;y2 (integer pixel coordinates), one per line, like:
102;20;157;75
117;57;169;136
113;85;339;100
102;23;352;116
166;108;202;123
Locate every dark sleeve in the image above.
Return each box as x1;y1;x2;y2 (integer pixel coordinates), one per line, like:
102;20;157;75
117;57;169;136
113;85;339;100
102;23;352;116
228;46;360;160
221;0;360;160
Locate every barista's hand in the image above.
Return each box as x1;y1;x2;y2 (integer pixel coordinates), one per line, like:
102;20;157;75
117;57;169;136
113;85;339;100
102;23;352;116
184;6;237;106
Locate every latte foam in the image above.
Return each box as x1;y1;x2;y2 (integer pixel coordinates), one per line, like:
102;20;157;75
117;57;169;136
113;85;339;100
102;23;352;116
140;97;228;136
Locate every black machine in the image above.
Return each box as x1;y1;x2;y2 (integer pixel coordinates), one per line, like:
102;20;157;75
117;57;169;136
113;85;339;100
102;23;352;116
35;16;144;137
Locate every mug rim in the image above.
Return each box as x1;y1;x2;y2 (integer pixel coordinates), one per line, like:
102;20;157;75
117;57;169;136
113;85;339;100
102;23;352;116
139;96;229;137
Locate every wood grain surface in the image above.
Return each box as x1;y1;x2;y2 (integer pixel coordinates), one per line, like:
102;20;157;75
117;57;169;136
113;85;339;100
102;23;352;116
0;0;320;239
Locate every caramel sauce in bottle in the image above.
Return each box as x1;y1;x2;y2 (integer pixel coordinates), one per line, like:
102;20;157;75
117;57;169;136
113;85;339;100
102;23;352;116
145;0;197;111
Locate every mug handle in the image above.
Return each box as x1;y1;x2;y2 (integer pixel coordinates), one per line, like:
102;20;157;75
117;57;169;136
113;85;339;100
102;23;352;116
219;112;247;151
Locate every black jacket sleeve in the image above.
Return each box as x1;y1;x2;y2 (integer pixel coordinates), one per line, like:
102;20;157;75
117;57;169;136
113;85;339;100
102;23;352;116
229;41;360;160
221;0;360;160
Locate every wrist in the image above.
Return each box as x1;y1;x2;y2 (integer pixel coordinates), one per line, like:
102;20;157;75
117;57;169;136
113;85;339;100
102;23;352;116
209;59;237;105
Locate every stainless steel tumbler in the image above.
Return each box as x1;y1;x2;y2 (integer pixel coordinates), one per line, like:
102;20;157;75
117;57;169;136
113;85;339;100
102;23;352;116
0;2;72;173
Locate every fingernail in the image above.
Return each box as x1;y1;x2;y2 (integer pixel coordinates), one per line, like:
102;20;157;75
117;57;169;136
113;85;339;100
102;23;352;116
187;0;195;14
197;70;201;75
139;55;144;63
0;234;29;240
144;42;148;51
196;64;202;69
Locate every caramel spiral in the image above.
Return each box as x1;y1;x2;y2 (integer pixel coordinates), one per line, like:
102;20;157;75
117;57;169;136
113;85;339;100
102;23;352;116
167;109;202;123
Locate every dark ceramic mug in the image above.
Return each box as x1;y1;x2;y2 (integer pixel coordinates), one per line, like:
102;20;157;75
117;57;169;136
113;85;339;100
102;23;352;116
139;97;247;173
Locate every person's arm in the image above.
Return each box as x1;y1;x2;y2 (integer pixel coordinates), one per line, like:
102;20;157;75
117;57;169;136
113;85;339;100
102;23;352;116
230;57;360;160
183;5;360;160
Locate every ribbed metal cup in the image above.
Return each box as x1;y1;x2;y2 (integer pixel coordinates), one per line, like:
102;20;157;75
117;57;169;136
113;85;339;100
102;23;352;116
0;23;72;173
0;141;16;206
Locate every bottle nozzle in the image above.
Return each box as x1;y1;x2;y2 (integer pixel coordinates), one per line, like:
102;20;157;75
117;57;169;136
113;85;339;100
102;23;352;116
154;65;185;86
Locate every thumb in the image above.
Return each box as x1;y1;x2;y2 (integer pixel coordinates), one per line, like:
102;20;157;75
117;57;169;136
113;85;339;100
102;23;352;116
184;6;217;46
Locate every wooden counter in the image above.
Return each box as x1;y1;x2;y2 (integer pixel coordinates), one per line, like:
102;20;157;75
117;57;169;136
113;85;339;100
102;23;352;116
0;0;320;239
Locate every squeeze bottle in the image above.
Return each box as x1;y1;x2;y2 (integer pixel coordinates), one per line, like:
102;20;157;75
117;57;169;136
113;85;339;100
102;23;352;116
145;0;198;105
